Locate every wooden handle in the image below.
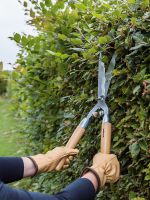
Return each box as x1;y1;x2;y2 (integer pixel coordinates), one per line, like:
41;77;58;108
100;122;112;154
56;125;85;170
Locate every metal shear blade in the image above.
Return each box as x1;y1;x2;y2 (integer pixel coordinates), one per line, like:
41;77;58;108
97;52;116;122
80;52;116;128
98;52;116;99
98;52;106;99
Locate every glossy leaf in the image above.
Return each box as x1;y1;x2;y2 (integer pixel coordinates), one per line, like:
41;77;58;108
129;142;140;158
14;33;21;43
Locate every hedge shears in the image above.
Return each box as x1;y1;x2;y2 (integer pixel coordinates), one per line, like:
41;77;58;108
56;52;116;170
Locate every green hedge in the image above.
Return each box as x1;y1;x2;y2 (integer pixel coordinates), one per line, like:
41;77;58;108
12;0;150;199
0;71;8;95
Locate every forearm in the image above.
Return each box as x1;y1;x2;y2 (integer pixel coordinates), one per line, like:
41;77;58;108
22;157;99;191
0;177;96;200
22;157;36;178
0;181;57;200
56;177;96;200
82;172;98;192
0;156;97;200
0;175;97;200
22;157;98;199
0;157;24;183
0;156;36;183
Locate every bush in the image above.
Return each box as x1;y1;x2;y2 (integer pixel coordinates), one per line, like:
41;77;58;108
12;0;150;199
0;71;9;96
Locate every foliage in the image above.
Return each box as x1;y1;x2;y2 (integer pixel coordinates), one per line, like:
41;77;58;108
12;0;150;199
0;70;9;96
0;98;23;156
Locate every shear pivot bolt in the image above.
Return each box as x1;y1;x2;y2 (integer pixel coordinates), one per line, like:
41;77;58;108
93;112;99;118
99;110;104;117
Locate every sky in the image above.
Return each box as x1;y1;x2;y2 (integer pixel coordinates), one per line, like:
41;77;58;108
0;0;36;70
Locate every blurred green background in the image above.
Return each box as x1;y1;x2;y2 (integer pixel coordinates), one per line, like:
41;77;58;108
0;97;23;156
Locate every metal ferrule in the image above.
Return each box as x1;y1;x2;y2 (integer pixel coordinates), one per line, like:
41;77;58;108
80;117;91;129
103;114;109;122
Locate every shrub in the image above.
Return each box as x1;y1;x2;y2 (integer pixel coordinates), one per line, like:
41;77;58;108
0;71;9;96
12;0;150;199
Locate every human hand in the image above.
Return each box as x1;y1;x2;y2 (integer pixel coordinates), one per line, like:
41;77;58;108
29;146;79;174
82;153;120;189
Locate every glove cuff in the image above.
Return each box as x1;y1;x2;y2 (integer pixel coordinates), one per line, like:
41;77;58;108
27;156;39;176
81;167;101;193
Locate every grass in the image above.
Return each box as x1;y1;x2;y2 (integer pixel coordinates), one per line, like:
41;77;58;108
0;97;23;156
0;97;32;189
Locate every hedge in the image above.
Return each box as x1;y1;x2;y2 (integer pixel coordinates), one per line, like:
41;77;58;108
12;0;150;199
0;71;9;96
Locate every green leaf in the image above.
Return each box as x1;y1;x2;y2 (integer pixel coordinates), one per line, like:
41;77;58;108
44;0;51;7
23;1;28;7
141;0;150;8
47;50;68;59
14;33;21;43
47;50;56;56
131;17;137;25
133;85;140;94
58;34;67;41
129;142;140;158
145;175;150;181
92;11;106;20
70;48;84;52
22;36;28;46
130;43;148;51
133;68;146;82
75;3;86;11
132;32;145;44
139;140;148;151
98;36;111;44
40;2;45;9
71;53;78;59
30;9;35;18
143;164;150;181
128;0;136;4
102;3;112;9
143;55;150;63
129;191;136;199
55;52;69;59
70;38;83;45
64;113;75;119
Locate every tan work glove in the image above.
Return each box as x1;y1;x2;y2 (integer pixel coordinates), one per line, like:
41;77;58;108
29;147;79;174
83;153;120;189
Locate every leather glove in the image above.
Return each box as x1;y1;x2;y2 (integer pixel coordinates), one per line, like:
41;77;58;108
29;146;79;174
83;153;120;189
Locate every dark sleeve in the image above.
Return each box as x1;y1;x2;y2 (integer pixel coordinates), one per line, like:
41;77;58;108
0;178;96;200
56;178;96;200
0;157;24;183
0;181;58;200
